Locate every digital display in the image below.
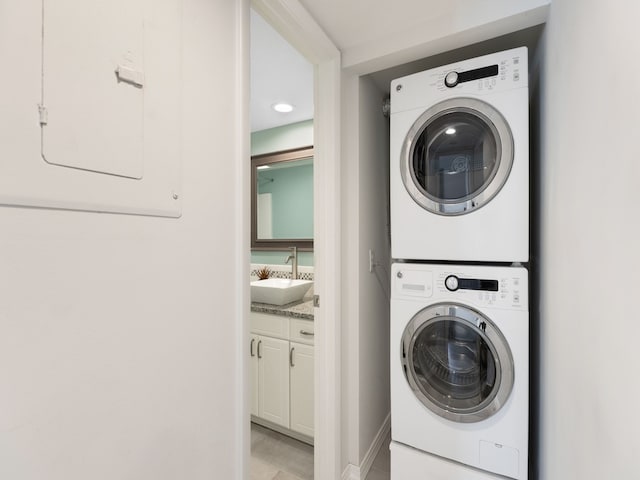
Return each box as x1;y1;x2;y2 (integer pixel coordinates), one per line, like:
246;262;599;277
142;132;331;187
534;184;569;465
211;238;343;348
458;65;499;83
458;278;499;292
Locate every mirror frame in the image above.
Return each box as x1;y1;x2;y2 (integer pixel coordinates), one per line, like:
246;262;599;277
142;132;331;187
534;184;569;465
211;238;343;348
251;146;314;250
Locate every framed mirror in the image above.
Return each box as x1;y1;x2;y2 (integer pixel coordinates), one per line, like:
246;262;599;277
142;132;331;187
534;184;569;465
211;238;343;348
251;146;314;250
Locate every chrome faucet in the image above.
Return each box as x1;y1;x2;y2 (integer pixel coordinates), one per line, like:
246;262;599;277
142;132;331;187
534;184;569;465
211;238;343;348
285;246;298;280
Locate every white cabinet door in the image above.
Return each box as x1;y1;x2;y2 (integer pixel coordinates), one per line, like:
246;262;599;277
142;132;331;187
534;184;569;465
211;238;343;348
250;334;259;417
289;342;314;437
258;336;290;428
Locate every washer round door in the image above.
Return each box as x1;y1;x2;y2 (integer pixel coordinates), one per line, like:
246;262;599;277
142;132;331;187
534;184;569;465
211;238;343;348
400;97;514;216
401;303;514;423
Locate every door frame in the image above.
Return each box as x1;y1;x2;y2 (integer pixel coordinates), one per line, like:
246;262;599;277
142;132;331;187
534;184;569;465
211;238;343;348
249;1;342;479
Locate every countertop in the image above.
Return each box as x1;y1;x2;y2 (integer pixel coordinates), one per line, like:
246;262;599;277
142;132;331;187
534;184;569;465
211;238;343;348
250;298;314;320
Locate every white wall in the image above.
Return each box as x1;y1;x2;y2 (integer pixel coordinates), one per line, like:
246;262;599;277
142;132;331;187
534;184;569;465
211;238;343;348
356;76;391;461
0;1;248;479
340;72;391;474
341;71;362;473
539;1;640;478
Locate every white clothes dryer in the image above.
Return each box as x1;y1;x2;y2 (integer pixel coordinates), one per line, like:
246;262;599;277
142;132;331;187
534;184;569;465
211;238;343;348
390;263;529;479
390;47;529;262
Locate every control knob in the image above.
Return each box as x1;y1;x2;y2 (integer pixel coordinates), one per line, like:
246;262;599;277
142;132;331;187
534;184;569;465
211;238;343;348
445;275;459;291
444;71;459;88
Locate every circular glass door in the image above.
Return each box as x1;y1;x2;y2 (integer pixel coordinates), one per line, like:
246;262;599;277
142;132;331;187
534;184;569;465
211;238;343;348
401;303;514;423
400;98;514;215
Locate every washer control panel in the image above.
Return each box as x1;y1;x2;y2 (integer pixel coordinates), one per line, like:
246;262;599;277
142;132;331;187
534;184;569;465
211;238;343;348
436;270;525;309
392;263;527;309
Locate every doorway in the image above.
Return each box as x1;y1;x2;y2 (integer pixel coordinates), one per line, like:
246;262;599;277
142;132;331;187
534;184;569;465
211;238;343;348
248;1;342;479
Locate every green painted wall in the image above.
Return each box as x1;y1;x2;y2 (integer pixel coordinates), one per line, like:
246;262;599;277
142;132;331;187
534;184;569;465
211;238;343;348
251;120;314;266
258;162;313;238
250;250;314;267
251;120;313;156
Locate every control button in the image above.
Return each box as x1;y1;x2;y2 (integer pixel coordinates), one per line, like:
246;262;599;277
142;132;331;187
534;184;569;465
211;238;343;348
444;71;458;88
445;275;459;291
514;294;520;303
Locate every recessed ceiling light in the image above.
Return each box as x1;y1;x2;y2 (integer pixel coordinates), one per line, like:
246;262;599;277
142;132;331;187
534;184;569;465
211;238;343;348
272;102;294;113
257;165;270;170
445;127;456;135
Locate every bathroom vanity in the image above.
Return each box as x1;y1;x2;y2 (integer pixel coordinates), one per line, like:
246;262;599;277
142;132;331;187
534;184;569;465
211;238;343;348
250;300;314;445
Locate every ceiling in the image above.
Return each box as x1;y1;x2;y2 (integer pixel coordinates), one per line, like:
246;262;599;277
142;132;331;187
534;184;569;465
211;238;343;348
250;9;314;132
251;1;547;131
297;0;453;52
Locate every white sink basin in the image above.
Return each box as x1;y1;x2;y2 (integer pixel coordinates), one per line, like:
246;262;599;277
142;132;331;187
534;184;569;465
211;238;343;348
251;278;313;306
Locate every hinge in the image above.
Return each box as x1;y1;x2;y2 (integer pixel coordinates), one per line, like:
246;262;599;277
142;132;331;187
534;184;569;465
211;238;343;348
313;295;320;308
38;104;48;126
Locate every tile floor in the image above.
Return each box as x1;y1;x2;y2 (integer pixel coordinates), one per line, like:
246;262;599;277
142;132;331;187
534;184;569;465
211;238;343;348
250;423;391;480
251;423;313;480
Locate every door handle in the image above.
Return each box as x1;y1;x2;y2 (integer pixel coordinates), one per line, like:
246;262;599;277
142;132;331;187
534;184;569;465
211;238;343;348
300;330;314;336
290;347;295;367
257;340;262;359
250;338;255;357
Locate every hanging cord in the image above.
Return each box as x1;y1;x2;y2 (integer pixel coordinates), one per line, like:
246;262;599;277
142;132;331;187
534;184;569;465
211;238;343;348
370;256;391;302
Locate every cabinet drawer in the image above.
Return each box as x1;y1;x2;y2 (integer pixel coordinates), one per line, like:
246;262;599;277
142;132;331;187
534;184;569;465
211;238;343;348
289;319;315;345
251;312;289;340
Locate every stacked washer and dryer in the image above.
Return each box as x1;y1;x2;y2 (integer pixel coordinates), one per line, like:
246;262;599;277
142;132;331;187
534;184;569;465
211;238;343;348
389;48;530;479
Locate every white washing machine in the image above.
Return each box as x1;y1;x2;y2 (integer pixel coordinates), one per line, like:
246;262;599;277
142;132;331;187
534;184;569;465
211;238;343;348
390;47;529;262
390;263;528;479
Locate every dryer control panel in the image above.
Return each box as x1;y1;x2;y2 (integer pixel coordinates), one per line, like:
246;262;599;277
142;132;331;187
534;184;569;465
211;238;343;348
390;46;528;115
392;263;528;310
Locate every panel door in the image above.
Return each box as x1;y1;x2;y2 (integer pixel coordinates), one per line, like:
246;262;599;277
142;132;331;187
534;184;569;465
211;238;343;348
289;342;314;437
43;0;144;178
258;336;290;428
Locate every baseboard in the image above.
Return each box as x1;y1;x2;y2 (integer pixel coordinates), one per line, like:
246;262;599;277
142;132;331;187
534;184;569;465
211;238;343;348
360;413;391;479
250;417;314;446
341;413;391;480
341;464;360;480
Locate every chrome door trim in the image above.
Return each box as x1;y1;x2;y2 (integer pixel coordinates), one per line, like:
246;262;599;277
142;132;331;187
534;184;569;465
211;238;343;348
400;302;514;423
400;97;514;216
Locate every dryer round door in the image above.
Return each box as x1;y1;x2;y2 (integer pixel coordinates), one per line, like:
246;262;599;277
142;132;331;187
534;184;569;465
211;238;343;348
401;302;514;423
400;97;514;216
